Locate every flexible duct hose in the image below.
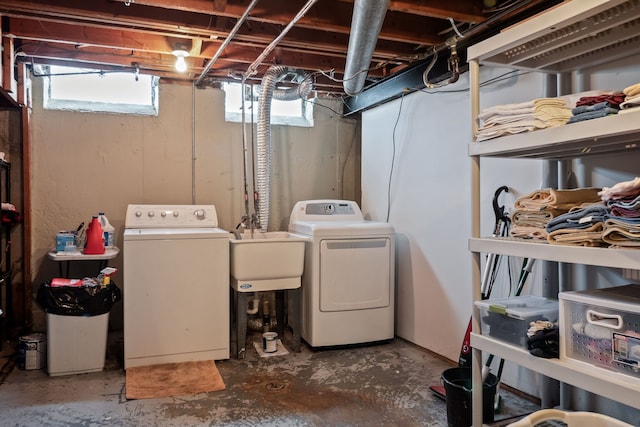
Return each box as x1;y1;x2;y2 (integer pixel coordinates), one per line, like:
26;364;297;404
256;65;313;231
274;76;313;101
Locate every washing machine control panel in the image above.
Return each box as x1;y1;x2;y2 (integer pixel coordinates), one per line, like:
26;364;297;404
125;204;219;228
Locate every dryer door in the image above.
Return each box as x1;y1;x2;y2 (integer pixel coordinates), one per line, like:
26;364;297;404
319;237;392;311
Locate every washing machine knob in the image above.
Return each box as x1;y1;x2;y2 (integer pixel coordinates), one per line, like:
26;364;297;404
161;211;167;218
148;211;155;218
194;209;205;220
173;211;179;217
135;211;142;218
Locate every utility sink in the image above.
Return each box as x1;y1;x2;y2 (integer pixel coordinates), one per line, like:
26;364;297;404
229;231;307;292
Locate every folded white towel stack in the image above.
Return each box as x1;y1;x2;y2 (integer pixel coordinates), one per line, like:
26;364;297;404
476;98;571;142
620;82;640;111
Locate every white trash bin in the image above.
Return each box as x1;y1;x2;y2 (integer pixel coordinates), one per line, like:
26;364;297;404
46;312;109;376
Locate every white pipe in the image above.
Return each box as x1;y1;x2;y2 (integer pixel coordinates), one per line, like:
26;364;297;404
247;296;260;315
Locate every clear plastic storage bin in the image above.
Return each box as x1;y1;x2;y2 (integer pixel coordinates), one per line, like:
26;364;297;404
559;284;640;378
475;295;559;348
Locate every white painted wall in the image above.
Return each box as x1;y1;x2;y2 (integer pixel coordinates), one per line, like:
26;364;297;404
362;68;544;364
29;78;360;331
361;54;640;420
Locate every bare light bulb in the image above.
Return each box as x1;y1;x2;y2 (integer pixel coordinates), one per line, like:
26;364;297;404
172;49;189;73
175;56;187;72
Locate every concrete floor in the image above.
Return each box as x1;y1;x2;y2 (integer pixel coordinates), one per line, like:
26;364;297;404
0;330;540;426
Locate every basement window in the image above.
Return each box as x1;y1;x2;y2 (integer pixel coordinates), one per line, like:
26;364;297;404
41;65;159;116
223;82;313;127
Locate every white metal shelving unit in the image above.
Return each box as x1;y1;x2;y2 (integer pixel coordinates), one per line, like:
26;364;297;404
467;1;640;425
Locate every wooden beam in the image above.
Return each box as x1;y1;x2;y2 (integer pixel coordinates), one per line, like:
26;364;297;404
387;0;485;24
10;18;398;80
8;16;419;62
0;14;3;90
8;18;176;53
17;40;389;80
109;0;486;24
20;91;31;329
0;0;445;45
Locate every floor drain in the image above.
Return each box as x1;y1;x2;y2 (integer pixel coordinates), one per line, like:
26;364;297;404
265;382;286;391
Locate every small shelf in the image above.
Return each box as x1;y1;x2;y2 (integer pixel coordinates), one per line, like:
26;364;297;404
468;112;640;159
471;333;640;410
467;1;640;424
469;237;640;270
47;247;120;262
467;0;640;74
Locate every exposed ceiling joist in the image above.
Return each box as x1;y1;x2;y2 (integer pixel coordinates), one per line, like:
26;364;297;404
0;0;559;97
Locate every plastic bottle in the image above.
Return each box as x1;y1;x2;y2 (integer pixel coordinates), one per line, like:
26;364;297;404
84;216;105;255
98;212;115;249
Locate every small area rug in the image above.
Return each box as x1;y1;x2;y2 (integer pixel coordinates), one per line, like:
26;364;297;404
125;360;225;399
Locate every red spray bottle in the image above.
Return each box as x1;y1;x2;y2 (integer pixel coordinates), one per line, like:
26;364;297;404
84;216;105;255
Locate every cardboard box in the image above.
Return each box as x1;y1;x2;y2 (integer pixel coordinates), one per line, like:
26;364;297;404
55;233;76;252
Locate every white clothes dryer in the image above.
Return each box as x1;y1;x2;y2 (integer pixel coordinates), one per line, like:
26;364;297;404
123;204;229;369
288;200;395;347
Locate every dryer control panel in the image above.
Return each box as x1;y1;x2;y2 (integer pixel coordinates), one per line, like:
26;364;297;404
306;202;355;216
125;204;219;228
290;200;364;222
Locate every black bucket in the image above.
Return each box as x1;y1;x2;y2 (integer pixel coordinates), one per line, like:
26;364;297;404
441;367;498;427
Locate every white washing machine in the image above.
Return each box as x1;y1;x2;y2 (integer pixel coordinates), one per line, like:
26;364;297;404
123;204;229;369
288;200;395;347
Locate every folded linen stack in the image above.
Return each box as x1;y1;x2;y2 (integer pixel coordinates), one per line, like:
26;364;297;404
599;177;640;247
567;101;620;124
545;204;608;247
619;82;640;113
475;98;571;142
510;188;602;240
575;93;625;107
567;92;624;124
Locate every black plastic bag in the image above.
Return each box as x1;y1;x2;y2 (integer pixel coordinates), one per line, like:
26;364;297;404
37;281;121;316
527;325;559;359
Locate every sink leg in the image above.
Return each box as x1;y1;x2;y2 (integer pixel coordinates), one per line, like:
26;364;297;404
289;288;302;352
236;291;248;359
229;290;235;355
276;290;285;337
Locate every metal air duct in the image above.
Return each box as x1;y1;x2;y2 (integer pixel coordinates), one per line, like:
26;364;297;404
343;0;390;96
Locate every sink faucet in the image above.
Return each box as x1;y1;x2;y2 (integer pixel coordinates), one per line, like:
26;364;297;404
235;213;262;239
